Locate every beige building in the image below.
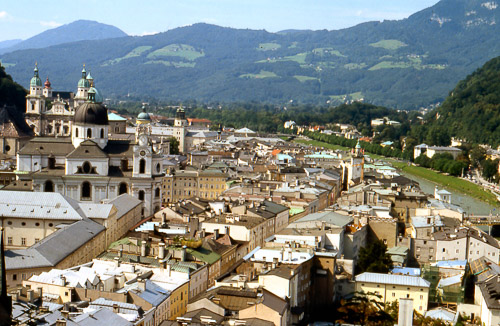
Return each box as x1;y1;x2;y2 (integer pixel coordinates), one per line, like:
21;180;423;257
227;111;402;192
355;272;430;314
162;169;228;204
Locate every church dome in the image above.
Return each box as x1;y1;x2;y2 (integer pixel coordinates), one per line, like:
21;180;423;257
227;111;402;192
30;64;42;87
136;105;152;124
74;89;108;125
44;77;51;88
89;86;103;103
78;65;90;88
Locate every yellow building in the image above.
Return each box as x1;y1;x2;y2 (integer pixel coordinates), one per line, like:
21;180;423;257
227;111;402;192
162;169;228;203
355;272;430;314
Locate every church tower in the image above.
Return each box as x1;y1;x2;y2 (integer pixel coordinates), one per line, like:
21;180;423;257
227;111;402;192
42;77;52;98
25;63;45;114
134;106;153;177
173;106;187;153
74;65;90;107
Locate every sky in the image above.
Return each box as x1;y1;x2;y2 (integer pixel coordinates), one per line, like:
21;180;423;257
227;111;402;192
0;0;440;42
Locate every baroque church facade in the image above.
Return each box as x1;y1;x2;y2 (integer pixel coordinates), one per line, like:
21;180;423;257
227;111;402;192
17;69;166;216
25;64;96;137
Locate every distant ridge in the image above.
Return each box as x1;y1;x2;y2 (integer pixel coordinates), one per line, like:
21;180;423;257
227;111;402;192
0;20;127;54
1;0;500;109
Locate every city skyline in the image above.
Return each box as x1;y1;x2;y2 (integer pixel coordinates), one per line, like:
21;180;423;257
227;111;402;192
0;0;440;42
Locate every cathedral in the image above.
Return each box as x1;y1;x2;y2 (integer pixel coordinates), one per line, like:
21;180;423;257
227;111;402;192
25;64;97;137
17;67;166;216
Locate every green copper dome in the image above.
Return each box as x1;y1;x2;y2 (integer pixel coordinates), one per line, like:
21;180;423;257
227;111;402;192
137;106;151;121
78;77;90;88
89;86;103;103
30;64;42;87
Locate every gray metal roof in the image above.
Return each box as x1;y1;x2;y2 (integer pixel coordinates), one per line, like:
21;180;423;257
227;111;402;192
0;191;84;220
103;194;142;219
6;219;105;270
293;211;353;228
356;272;430;287
73;307;133;326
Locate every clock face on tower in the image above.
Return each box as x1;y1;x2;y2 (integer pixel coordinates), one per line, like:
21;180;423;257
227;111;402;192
138;135;148;147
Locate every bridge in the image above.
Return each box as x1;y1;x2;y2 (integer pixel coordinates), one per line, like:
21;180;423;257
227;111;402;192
466;215;500;235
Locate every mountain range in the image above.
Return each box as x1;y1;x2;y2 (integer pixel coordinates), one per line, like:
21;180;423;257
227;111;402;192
1;0;500;110
0;20;127;54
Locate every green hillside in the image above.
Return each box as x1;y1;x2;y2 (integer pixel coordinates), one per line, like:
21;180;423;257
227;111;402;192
0;64;27;110
2;0;500;109
421;55;500;147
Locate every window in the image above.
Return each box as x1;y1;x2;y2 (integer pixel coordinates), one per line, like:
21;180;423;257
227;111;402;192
392;293;395;297
7;237;12;245
155;187;160;198
139;190;145;201
407;294;410;298
442;248;446;252
44;180;54;192
21;238;26;246
35;238;40;243
420;295;423;299
82;161;92;174
7;221;11;225
100;129;104;138
119;182;128;195
82;181;92;199
21;222;26;226
139;159;146;174
87;128;92;138
12;274;17;281
456;249;459;253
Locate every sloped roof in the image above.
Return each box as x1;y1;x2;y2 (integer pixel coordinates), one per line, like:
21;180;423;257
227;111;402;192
356;272;430;287
67;140;108;159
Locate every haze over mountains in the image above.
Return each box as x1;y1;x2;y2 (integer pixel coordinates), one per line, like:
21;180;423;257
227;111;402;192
1;0;500;110
0;20;127;54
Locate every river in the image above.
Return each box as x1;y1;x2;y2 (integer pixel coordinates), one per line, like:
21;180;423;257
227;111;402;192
400;172;498;216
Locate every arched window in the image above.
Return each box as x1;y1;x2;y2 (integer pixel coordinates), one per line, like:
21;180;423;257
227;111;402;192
75;128;79;138
155;187;160;198
100;129;104;138
119;182;128;195
138;190;145;201
139;159;146;174
82;161;91;174
82;181;91;199
44;180;54;192
87;128;92;138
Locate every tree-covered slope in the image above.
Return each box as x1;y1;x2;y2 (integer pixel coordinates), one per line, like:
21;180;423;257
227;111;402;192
0;64;27;110
424;55;500;147
2;0;500;109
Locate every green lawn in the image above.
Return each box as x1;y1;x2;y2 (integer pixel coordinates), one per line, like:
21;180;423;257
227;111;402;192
240;70;278;79
257;43;281;51
344;63;367;70
294;75;318;82
256;52;308;64
147;44;204;61
104;46;153;65
329;92;364;102
144;60;196;68
312;47;346;58
370;39;408;50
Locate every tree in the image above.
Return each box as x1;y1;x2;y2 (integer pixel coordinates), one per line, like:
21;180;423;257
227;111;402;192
470;146;487;168
356;240;392;274
337;291;394;326
168;137;179;155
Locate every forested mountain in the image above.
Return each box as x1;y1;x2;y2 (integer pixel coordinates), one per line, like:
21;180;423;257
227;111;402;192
2;0;500;109
416;55;500;147
0;65;27;110
0;20;127;54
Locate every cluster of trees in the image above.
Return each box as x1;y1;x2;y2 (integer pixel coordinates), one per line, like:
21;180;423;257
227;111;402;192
414;153;468;177
0;65;26;111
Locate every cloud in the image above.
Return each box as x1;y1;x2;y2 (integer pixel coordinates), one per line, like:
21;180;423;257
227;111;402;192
40;21;62;28
0;11;9;19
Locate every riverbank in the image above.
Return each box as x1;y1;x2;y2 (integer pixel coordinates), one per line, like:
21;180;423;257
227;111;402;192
293;138;499;207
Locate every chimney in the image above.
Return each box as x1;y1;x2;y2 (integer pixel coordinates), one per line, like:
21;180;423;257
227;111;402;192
37;287;43;298
141;241;147;257
113;304;120;313
398;298;413;326
181;246;187;262
201;228;206;238
61;310;69;319
166;263;171;277
27;289;35;302
114;257;120;268
159;242;166;259
225;226;230;235
214;229;219;239
137;278;146;291
56;320;67;326
118;248;123;258
272;257;278;269
161;213;167;225
60;275;67;286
